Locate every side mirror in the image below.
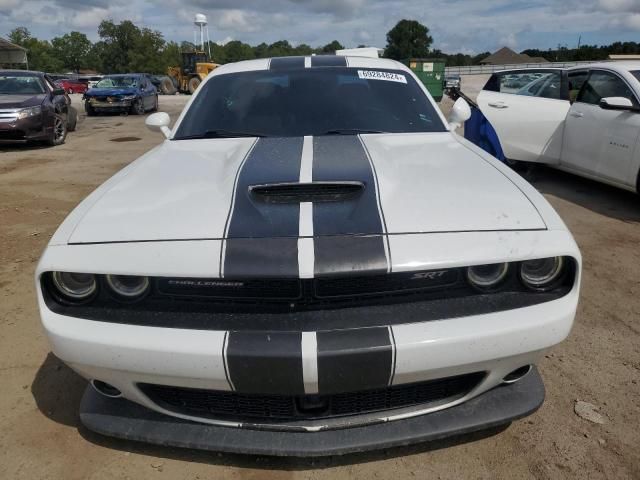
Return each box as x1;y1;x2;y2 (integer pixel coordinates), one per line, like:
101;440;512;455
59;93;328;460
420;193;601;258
52;88;65;96
145;112;171;139
448;97;472;130
600;97;635;111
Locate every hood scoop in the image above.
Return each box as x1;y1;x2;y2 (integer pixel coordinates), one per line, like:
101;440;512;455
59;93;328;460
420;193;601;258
249;181;364;203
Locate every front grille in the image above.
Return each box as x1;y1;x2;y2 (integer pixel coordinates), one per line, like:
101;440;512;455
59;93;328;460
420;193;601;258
156;277;301;300
154;268;464;307
138;372;484;424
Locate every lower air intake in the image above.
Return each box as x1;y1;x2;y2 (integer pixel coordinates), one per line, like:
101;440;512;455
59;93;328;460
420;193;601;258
139;372;484;424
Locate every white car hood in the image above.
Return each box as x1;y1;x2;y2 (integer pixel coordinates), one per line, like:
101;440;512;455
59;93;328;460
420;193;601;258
67;133;545;244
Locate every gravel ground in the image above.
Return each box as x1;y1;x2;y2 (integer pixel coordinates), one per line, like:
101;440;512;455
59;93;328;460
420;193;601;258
0;91;639;480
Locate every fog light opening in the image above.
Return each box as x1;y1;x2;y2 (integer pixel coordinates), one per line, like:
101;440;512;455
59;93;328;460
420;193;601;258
502;365;532;384
91;380;122;398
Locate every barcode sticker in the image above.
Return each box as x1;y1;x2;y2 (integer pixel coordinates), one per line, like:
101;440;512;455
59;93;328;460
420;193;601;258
357;70;407;84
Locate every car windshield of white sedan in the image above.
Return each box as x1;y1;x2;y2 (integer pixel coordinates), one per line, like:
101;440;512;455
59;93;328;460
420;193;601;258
95;76;139;89
174;68;446;139
0;75;46;95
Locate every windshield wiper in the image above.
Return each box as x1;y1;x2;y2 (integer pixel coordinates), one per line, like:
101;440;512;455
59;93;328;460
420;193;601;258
175;129;267;140
322;128;387;135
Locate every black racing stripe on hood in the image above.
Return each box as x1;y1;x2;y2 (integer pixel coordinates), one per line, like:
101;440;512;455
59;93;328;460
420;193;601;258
223;238;299;278
226;331;304;394
270;57;306;70
310;55;347;67
222;137;303;277
312;135;389;276
317;327;393;394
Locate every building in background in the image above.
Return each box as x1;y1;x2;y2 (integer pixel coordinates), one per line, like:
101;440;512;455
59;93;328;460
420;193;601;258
480;47;548;65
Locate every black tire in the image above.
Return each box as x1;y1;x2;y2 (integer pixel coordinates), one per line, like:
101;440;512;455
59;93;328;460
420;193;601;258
130;98;145;115
46;113;67;146
188;76;201;94
160;77;176;95
67;106;78;132
85;101;96;116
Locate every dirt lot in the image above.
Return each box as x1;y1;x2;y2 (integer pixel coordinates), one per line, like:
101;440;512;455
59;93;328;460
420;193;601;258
1;92;639;480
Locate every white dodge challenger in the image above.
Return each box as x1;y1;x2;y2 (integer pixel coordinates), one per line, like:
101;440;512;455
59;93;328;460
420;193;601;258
36;55;581;456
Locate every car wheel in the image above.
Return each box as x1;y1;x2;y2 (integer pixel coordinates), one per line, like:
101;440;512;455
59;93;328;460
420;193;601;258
67;106;78;132
160;77;176;95
85;101;96;116
46;113;67;146
131;98;145;115
188;77;200;94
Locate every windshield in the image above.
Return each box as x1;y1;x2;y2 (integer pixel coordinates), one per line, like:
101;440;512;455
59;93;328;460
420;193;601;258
174;67;446;139
631;71;640;83
95;76;138;89
0;75;46;95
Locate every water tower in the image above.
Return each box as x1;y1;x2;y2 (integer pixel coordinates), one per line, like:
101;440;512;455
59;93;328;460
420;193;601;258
193;13;211;58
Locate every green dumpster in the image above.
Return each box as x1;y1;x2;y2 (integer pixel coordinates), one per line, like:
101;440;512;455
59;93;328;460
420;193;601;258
406;58;445;102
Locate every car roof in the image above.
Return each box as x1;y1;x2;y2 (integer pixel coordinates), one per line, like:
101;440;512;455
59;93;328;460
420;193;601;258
0;69;44;76
212;55;410;76
568;61;640;73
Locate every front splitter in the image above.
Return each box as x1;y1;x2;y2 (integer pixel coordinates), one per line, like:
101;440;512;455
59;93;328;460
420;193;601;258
80;367;544;457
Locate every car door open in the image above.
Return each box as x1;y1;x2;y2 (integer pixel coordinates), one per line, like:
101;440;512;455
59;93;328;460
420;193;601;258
561;69;640;188
477;69;570;164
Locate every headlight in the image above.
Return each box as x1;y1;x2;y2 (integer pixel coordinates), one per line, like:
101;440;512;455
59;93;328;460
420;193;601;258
18;105;42;119
520;257;565;290
466;263;509;290
51;272;97;301
106;275;150;299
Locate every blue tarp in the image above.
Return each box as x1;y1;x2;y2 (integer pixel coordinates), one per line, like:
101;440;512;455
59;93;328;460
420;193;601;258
464;107;506;163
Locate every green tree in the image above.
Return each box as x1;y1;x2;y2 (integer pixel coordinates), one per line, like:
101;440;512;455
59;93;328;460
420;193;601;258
384;19;433;60
8;27;63;71
8;26;31;46
97;20;142;73
51;31;92;72
319;40;344;53
223;40;255;63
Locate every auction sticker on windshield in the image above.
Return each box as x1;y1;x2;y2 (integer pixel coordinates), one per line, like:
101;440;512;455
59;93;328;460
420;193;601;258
357;70;407;84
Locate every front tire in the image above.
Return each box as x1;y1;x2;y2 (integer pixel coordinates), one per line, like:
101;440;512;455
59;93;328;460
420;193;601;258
67;107;78;132
160;77;176;95
130;98;145;115
46;113;67;146
85;101;96;116
188;76;200;94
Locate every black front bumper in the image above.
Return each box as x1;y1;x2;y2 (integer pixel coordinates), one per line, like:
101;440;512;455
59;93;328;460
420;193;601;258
0;116;48;142
80;367;544;457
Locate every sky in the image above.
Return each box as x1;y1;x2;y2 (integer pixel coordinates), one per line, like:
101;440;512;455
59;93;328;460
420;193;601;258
1;0;640;54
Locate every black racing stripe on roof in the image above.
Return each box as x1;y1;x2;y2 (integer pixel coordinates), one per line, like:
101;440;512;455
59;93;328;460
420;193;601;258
269;57;306;70
310;55;347;67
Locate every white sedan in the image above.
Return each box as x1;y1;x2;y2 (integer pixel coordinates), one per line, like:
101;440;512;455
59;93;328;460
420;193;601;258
477;61;640;193
36;54;581;456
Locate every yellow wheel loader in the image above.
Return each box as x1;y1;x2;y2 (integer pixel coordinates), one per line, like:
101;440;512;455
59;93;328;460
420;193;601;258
163;52;219;95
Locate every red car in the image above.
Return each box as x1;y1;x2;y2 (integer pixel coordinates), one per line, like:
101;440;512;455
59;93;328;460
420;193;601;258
55;78;88;94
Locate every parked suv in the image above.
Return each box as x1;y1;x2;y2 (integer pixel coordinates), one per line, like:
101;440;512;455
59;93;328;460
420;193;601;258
0;70;77;146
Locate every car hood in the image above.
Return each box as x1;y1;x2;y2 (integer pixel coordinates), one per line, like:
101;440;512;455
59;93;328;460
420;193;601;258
67;133;546;244
0;94;46;109
85;87;137;96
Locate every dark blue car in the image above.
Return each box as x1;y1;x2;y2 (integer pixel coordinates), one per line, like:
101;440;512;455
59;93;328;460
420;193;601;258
83;74;158;116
